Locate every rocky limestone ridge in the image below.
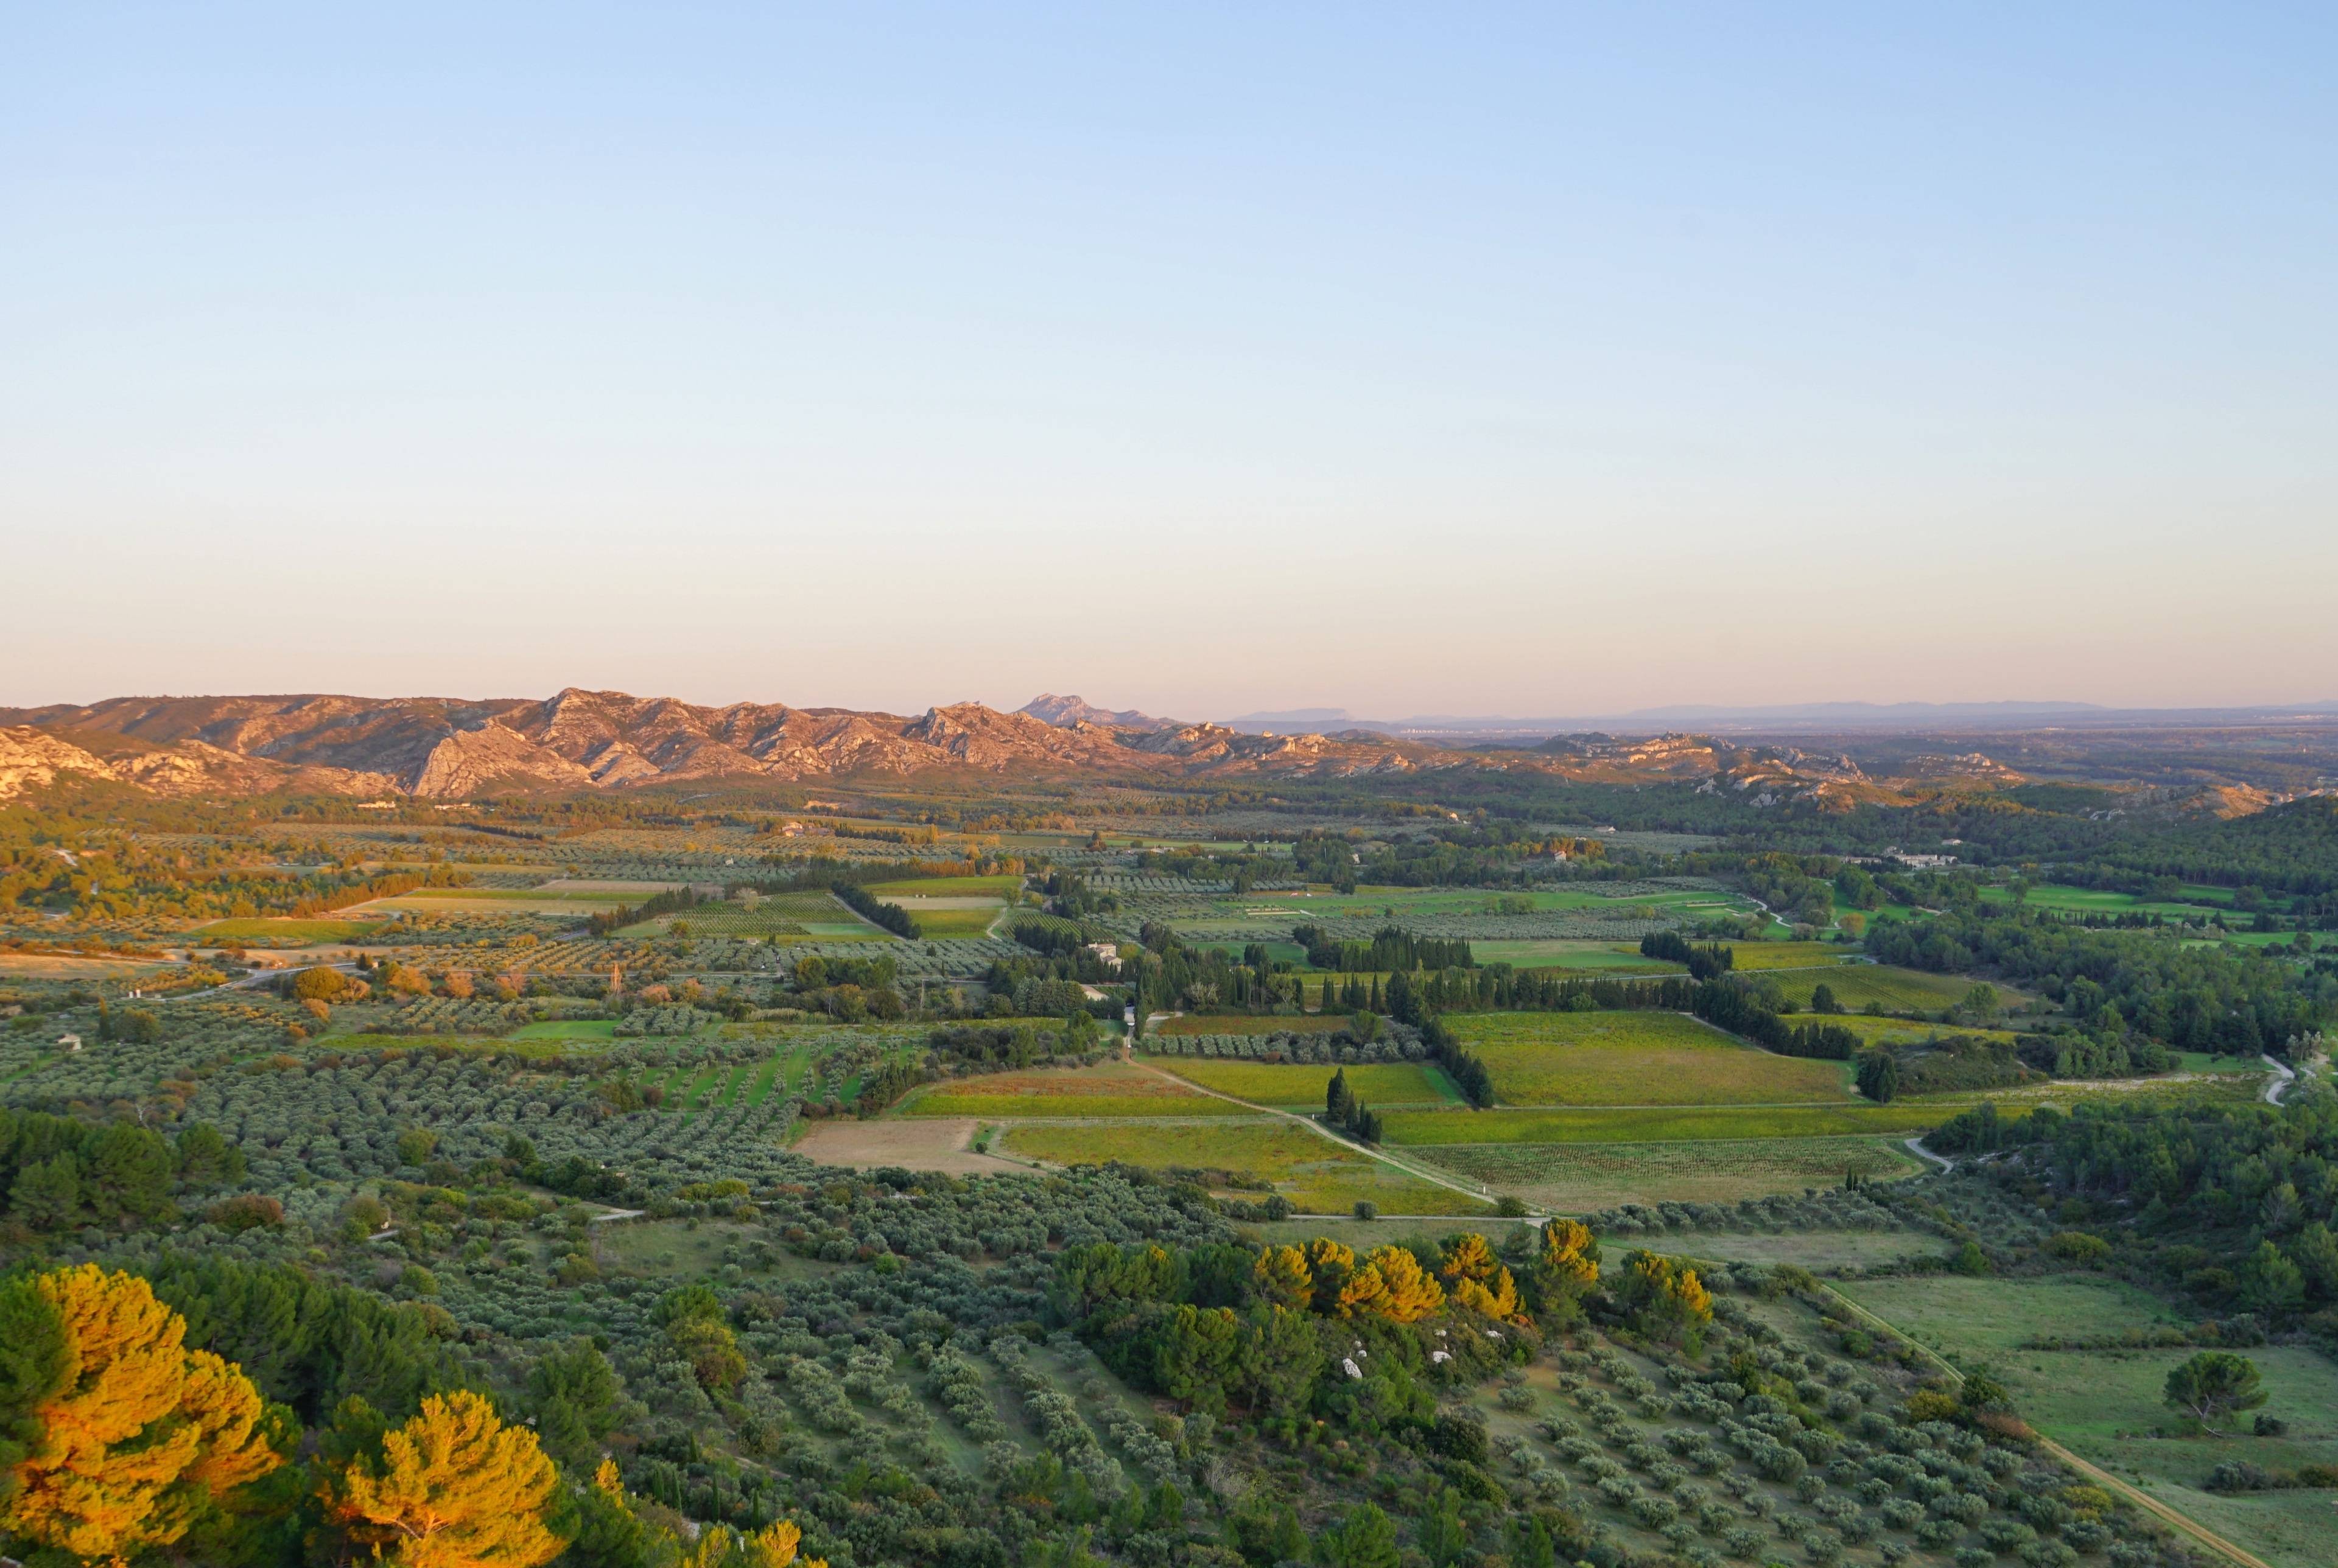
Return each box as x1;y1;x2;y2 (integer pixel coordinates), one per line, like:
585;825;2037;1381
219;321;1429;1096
0;688;2038;804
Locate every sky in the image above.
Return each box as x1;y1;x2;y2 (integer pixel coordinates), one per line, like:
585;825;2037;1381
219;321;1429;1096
4;3;2334;720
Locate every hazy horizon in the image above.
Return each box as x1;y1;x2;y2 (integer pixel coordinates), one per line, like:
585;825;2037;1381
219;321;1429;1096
7;5;2333;715
9;684;2338;731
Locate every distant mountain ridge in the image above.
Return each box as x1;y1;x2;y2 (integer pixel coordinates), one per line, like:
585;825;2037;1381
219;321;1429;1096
0;689;1444;801
1226;699;2338;736
1016;694;1178;732
0;687;2052;806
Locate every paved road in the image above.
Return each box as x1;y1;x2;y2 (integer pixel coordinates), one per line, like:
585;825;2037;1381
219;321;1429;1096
2259;1053;2295;1105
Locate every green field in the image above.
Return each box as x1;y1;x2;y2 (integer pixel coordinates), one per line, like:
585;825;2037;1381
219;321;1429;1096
1381;1102;1939;1145
1840;1274;2338;1568
191;917;384;944
1417;1135;1925;1208
1979;881;2231;921
1155;1013;1347;1037
1154;1057;1459;1108
900;906;1000;937
507;1019;620;1041
1662;1226;1953;1273
1443;1010;1853;1106
1768;962;1985;1012
999;1121;1490;1216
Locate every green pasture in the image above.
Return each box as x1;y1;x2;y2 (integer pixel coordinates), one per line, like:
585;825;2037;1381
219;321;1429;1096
2178;1051;2275;1074
1979;882;2233;920
507;1019;619;1041
1442;1010;1855;1107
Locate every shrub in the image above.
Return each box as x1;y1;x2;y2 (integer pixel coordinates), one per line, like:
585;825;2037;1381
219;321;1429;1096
206;1194;285;1233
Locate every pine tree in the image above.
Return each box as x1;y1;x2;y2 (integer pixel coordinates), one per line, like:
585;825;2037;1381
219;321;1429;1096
326;1389;564;1567
1438;1233;1519;1317
0;1264;279;1563
1252;1245;1313;1311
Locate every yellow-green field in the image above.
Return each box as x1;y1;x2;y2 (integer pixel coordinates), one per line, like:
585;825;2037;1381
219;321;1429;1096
1418;1135;1925;1208
1153;1057;1459;1108
1811;1014;2020;1048
1380;1102;1938;1145
1442;1010;1853;1106
1000;1121;1490;1216
191;917;384;944
1721;942;1862;971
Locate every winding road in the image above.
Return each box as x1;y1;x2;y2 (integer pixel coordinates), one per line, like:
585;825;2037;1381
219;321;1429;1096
1901;1135;1953;1173
2259;1053;2296;1105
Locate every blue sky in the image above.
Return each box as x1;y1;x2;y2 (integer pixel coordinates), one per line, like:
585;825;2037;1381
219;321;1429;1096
5;4;2333;716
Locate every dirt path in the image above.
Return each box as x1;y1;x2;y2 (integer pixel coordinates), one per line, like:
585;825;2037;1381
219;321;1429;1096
1812;1281;2273;1568
1126;1059;1507;1213
2260;1053;2295;1105
1902;1135;1954;1173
